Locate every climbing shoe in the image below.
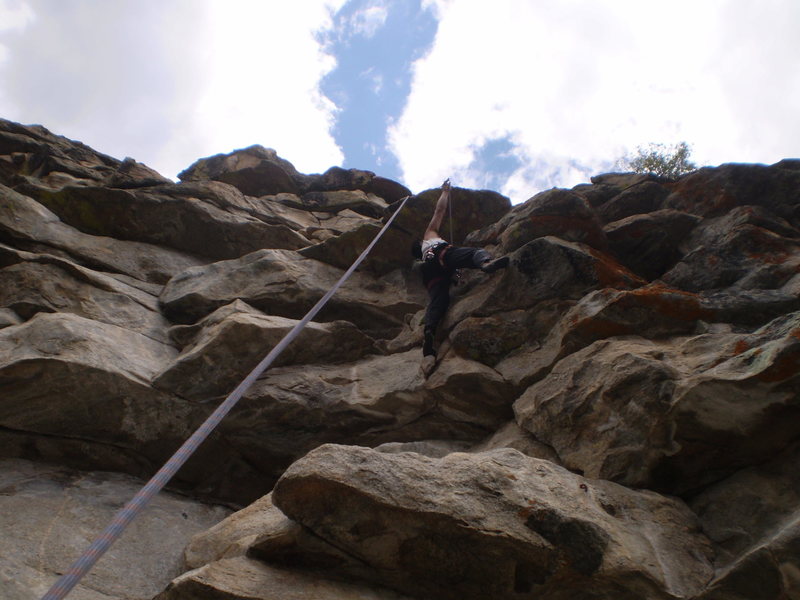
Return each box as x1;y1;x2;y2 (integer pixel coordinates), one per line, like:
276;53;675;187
481;256;509;273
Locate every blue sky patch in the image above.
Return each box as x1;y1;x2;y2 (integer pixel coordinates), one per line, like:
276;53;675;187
467;135;525;191
317;0;438;182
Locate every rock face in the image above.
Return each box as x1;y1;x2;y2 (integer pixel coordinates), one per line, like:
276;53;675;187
1;117;799;600
269;445;713;600
0;458;229;600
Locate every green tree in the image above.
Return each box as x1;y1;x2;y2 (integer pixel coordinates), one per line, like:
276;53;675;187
617;141;697;178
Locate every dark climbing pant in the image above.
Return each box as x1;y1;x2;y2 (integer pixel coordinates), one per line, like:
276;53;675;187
423;246;491;355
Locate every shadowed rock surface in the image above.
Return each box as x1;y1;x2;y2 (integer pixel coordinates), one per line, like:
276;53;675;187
1;118;798;599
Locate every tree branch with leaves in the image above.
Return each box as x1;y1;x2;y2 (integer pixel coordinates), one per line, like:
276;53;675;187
616;141;697;178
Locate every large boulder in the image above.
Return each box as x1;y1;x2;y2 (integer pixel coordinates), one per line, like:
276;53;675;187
515;310;800;493
662;205;800;292
212;349;505;494
596;180;671;223
270;445;713;600
664;161;800;223
299;220;411;275
445;236;645;327
0;185;203;284
0;458;229;600
0;313;184;465
690;443;800;600
184;493;283;570
280;189;388;217
156;556;412;600
0;247;173;343
423;354;517;429
0;311;324;503
159;249;424;338
495;283;711;388
24;182;311;260
153;301;376;401
178;145;312;196
178;149;412;203
604;209;702;280
0;118;169;189
466;188;607;253
307;165;411;202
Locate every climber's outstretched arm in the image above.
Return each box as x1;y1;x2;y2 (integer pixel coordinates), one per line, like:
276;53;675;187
424;178;451;240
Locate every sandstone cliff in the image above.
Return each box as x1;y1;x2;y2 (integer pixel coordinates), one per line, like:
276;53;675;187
1;118;799;599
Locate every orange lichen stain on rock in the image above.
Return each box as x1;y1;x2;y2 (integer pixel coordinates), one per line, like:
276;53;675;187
747;251;790;265
626;282;712;321
573;316;632;339
733;340;750;355
587;249;646;289
756;350;800;383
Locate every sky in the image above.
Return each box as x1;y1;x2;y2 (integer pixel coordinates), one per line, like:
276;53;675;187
0;0;798;204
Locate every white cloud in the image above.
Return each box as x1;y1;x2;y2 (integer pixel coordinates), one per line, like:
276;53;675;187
186;0;347;177
0;0;34;33
391;0;800;202
0;0;33;68
348;2;389;38
0;0;347;179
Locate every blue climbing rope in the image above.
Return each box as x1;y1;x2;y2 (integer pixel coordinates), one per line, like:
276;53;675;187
41;195;410;600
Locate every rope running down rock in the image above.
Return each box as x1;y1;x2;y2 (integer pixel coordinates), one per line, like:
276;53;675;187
40;195;411;600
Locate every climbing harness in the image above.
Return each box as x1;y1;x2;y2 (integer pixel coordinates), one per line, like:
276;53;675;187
40;195;411;600
423;240;449;264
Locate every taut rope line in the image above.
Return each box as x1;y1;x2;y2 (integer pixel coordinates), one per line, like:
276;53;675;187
41;195;411;600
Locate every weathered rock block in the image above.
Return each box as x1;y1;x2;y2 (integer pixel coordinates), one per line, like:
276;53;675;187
0;118;169;189
214;349;495;487
515;311;800;493
1;185;203;283
446;237;645;327
156;556;413;600
467;188;608;253
604;209;701;280
597;180;671;223
271;445;713;600
662;205;800;292
0;459;229;600
178;145;311;196
690;443;800;600
664;161;800;223
299;221;411;275
25;182;310;260
0;251;173;343
0;312;184;452
160;249;423;337
154;301;375;400
423;354;517;429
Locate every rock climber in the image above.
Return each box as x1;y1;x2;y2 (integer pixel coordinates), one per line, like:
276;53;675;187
411;178;509;370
